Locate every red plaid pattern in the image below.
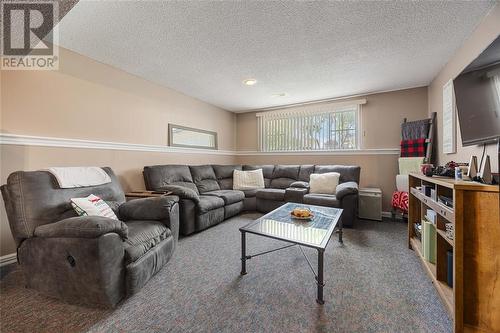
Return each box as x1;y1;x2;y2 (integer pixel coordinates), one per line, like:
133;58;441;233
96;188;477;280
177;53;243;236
400;138;426;157
391;191;409;213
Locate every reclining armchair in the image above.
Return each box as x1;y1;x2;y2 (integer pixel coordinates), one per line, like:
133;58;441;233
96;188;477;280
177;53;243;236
1;167;179;307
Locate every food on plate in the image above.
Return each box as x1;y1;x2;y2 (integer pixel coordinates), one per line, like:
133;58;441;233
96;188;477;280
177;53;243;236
291;208;313;218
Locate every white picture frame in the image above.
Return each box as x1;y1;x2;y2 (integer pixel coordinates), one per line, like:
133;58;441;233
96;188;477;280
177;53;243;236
442;79;456;154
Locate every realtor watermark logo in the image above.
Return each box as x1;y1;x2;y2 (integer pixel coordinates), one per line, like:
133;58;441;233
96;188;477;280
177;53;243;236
1;0;59;70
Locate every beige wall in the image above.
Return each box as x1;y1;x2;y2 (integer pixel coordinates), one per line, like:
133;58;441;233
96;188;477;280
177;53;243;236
236;87;429;211
0;47;236;256
428;4;500;172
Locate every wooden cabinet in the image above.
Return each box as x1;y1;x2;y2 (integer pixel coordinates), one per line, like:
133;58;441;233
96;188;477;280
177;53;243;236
408;173;499;333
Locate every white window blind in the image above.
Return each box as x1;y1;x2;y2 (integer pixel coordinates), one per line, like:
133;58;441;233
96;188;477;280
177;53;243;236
257;102;362;152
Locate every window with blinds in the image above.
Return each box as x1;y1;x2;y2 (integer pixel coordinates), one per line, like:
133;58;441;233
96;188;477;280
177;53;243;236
257;104;360;151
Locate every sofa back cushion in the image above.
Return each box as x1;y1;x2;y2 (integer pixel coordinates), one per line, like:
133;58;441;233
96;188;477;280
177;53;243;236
1;167;125;242
270;165;300;189
243;165;275;188
212;165;242;190
189;165;220;193
143;165;199;193
298;165;314;182
313;165;361;184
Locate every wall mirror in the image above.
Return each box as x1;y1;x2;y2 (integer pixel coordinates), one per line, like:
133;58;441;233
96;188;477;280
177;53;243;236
168;124;218;150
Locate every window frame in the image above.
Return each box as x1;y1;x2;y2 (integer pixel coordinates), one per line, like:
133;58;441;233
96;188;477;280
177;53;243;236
257;104;362;152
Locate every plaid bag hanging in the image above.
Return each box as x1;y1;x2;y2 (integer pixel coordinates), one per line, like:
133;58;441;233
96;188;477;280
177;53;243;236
400;138;426;157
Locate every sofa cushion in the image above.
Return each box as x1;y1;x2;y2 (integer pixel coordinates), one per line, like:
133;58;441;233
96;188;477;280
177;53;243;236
243;165;274;187
303;194;341;208
212;165;242;190
197;195;225;213
204;190;245;205
189;165;220;193
313;165;361;184
255;188;285;201
270;165;300;189
143;165;199;193
241;189;258;198
270;178;296;189
272;165;300;179
298;165;315;182
124;220;171;263
290;181;309;188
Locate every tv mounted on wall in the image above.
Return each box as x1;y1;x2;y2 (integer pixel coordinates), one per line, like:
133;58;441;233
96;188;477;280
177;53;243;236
453;35;500;147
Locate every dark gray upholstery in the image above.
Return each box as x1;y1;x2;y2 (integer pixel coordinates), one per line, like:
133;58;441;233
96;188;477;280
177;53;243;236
197;195;225;213
143;164;360;232
270;165;300;189
298;165;315;181
256;189;286;213
303;194;341;207
197;207;224;230
143;165;198;193
290;181;309;188
335;181;359;200
256;188;285;201
1;168;179;307
224;201;244;219
124;220;171;264
34;216;128;239
204;190;245;205
284;187;308;203
189;165;220;193
213;165;242;190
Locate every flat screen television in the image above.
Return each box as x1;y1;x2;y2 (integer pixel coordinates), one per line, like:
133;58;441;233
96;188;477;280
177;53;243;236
453;35;500;146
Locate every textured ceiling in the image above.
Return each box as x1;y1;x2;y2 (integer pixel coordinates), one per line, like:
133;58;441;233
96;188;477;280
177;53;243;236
56;1;495;112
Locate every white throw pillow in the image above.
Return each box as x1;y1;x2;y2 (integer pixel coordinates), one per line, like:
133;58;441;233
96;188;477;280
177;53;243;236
233;169;265;190
71;194;118;220
309;172;340;195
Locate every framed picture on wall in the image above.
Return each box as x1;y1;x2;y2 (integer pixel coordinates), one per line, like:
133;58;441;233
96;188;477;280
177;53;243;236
168;124;218;150
442;79;456;154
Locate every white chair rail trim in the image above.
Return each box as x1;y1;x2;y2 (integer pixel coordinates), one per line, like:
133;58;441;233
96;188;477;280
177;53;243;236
0;133;399;156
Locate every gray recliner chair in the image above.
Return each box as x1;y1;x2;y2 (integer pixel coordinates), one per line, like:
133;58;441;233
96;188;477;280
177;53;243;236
1;167;179;307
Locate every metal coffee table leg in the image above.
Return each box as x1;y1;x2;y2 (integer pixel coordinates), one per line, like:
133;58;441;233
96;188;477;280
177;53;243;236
240;230;247;275
316;249;325;304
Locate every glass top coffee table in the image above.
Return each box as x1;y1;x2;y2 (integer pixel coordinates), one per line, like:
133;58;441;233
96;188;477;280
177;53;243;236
239;202;343;304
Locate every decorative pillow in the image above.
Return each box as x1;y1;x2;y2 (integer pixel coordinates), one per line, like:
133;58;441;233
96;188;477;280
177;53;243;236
233;169;265;190
71;194;118;220
309;172;340;195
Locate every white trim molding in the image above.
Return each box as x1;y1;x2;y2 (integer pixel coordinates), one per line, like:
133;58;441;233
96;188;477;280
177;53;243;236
0;253;17;267
234;149;399;156
0;133;234;156
0;133;399;156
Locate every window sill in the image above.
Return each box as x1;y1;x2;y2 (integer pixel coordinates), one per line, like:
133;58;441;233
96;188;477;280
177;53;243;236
235;148;399;156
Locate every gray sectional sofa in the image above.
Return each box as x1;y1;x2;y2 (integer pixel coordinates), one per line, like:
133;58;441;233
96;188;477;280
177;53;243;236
143;164;360;235
1;168;179;307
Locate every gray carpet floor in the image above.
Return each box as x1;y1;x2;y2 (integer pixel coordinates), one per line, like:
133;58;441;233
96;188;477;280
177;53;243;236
0;213;452;333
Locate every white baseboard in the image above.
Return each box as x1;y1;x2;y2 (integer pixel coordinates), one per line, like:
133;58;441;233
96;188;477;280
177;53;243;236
0;253;17;267
381;211;393;218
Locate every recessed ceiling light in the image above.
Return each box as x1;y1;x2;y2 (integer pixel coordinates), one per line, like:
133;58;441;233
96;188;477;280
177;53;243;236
243;79;257;86
272;93;287;97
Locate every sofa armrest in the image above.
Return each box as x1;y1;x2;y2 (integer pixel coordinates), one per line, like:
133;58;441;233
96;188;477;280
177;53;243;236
336;181;359;200
119;195;178;221
157;185;200;203
290;181;309;189
34;216;128;239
